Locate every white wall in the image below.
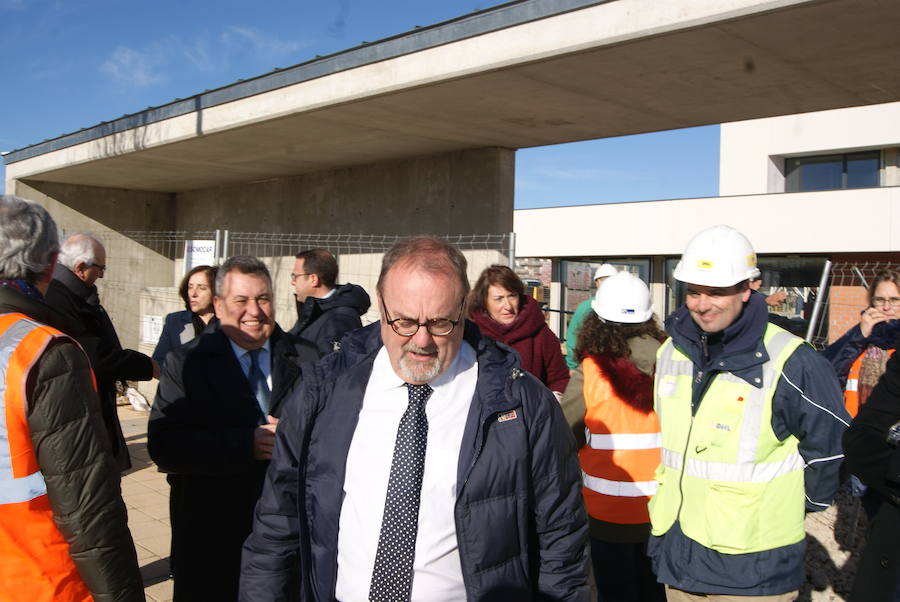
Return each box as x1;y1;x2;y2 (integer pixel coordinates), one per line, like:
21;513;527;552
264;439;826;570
720;101;900;195
514;186;900;258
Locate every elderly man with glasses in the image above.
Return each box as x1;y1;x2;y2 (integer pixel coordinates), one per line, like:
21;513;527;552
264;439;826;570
241;235;589;601
44;232;159;472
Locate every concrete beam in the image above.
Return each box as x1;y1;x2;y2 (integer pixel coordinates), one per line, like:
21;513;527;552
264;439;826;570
7;0;900;193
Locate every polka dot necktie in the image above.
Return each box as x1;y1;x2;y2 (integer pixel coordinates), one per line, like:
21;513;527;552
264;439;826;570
368;383;433;602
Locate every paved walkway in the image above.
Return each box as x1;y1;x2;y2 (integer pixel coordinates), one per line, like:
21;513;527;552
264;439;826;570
118;404;173;602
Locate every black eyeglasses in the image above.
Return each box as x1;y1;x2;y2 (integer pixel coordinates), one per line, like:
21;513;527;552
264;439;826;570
381;299;465;337
872;296;900;308
290;272;310;282
87;262;106;272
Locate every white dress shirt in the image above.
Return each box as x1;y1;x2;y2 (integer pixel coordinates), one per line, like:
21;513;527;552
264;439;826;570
336;341;477;602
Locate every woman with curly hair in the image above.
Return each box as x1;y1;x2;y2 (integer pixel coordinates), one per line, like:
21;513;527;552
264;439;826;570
468;264;569;395
561;271;666;602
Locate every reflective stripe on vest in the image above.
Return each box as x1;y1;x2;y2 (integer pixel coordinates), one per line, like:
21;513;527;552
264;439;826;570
0;312;93;602
649;324;806;554
0;315;51;503
580;356;661;524
585;431;662;450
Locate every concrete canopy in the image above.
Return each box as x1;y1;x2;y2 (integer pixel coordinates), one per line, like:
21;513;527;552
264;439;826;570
6;0;900;193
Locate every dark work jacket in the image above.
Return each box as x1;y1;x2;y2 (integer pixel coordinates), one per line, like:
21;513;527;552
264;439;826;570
43;265;154;471
148;324;318;601
648;293;850;596
844;351;900;601
0;285;145;601
289;283;370;356
240;321;589;601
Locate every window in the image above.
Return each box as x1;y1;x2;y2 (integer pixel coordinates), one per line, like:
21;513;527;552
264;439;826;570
785;151;880;192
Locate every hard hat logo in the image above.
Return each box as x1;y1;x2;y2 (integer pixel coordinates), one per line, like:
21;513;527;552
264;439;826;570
696;260;714;269
747;254;756;267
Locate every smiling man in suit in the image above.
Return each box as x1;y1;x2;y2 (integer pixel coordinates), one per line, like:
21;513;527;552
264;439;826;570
148;255;319;602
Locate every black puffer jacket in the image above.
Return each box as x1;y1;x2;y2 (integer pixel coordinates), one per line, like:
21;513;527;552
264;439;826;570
0;285;144;601
240;321;589;601
289;283;370;355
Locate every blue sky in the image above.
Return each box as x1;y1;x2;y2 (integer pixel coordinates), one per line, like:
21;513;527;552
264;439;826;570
0;0;719;206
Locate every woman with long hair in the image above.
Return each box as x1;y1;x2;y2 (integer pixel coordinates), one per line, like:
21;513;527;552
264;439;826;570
468;264;569;395
561;271;666;602
152;265;218;366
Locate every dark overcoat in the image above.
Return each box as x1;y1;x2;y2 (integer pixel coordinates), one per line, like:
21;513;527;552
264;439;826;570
148;323;318;601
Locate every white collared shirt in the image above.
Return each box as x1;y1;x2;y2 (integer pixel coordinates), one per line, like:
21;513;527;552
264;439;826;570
336;341;477;602
227;338;272;391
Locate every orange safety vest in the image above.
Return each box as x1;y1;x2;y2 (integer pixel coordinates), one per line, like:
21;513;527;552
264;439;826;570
579;356;661;525
845;347;896;418
0;312;93;602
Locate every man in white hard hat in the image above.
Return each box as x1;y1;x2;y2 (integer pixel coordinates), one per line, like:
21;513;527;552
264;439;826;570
565;263;618;370
647;225;849;600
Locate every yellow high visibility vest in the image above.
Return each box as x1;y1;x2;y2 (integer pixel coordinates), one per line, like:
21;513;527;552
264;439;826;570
648;324;806;554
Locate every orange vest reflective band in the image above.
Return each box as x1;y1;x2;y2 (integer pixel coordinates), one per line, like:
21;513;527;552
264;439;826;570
579;356;661;525
0;312;93;602
844;348;895;417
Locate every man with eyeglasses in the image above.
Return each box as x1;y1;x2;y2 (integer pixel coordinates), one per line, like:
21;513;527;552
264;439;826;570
44;232;159;472
241;235;589;601
289;248;370;355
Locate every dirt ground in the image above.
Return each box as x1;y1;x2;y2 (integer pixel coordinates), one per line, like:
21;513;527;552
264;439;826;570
801;489;869;601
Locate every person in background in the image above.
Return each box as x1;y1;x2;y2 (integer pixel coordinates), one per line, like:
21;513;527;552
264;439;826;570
843;351;900;602
566;263;618;370
0;195;144;602
44;232;159;472
748;269;788;308
289;248;370;355
153;264;218;367
561;271;666;602
823;269;900;417
469;264;570;396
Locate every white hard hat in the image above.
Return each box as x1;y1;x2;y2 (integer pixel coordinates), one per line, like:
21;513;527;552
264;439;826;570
673;225;757;287
593;263;617;281
591;271;654;324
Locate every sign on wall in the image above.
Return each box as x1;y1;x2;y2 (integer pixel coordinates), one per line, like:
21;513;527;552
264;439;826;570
184;240;216;273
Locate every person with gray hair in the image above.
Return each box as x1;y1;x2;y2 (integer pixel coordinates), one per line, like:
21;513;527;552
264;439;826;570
0;195;144;601
149;255;319;601
44;231;159;471
241;235;588;601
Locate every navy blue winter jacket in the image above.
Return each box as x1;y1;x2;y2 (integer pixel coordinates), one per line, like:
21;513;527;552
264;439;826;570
289;283;371;356
649;293;850;596
240;321;589;601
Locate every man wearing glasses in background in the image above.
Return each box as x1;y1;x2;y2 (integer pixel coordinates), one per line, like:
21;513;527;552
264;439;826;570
241;235;589;601
44;232;159;472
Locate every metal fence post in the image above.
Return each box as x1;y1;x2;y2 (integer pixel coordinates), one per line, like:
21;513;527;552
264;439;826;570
222;229;230;261
805;259;832;343
507;231;516;269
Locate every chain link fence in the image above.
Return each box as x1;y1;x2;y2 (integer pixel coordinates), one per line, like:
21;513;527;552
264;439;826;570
68;229;513;366
806;261;900;350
